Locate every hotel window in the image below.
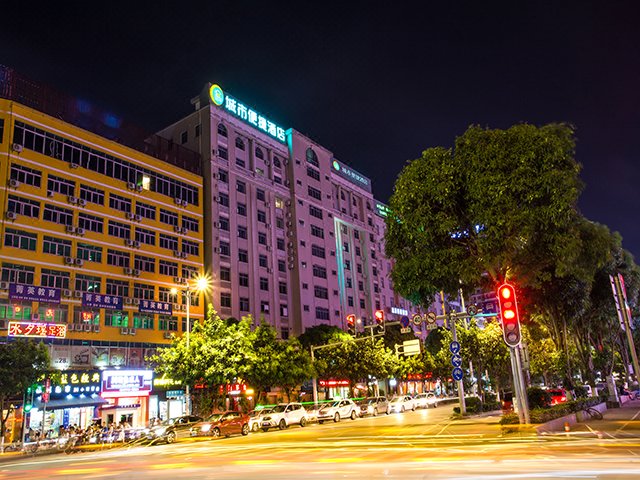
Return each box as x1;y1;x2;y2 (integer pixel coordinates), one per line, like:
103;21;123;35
278;260;286;273
180;131;188;144
307;186;322;201
136;201;156;220
258;232;267;245
235;137;245;150
311;244;326;258
219;241;230;256
182;215;199;232
279;282;288;295
75;274;101;292
306;148;319;167
134;283;155;300
239;297;250;311
134;255;156;273
256;189;266;201
218;168;229;183
43;204;73;226
220;266;231;282
160;234;179;251
237;225;247;239
218;193;229;207
220;292;232;308
8;195;40;218
238;249;248;263
4;228;36;251
355;246;361;256
160;208;178;226
236;180;246;194
182;239;199;256
310;225;324;239
273;157;281;169
239;273;249;287
237;203;247;216
276;217;284;229
306;166;320;181
160;260;178;277
360;299;366;309
357;264;362;274
135;227;156;246
258;255;268;268
218;146;228;160
106;279;129;297
109;193;132;213
78;213;104;233
358;280;364;291
276;238;285;250
218;123;228;137
274;175;282;185
219;216;230;232
346;277;352;288
257;210;266;223
259;301;270;314
260;277;269;291
41;268;70;289
80;184;105;205
315;307;330;320
195;124;201;138
309;205;323;219
235;157;245;169
77;243;102;263
255;147;264;159
344;260;351;270
47;174;75;196
1;263;35;284
10;164;42;187
312;265;327;279
314;286;329;299
107;249;130;268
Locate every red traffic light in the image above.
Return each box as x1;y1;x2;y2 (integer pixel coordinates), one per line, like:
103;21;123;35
374;310;385;323
346;314;356;327
497;282;521;347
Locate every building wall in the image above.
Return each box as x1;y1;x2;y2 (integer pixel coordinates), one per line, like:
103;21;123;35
0;99;205;346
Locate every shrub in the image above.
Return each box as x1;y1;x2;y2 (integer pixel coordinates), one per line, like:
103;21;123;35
465;396;482;413
484;392;497;403
573;386;589;399
482;401;501;412
499;412;519;425
527;386;551;409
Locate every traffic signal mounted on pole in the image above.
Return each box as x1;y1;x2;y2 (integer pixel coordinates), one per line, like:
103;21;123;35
346;314;356;335
374;309;385;334
497;283;521;348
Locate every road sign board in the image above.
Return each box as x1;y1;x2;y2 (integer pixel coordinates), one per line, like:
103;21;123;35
400;327;411;334
451;354;463;368
412;314;422;326
449;341;461;354
400;316;410;328
452;367;464;381
467;305;478;316
403;339;421;356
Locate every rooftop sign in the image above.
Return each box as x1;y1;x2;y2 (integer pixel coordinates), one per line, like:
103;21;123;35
331;159;372;192
209;84;286;143
375;202;391;218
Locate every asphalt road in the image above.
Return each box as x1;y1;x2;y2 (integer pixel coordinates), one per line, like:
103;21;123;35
2;405;640;479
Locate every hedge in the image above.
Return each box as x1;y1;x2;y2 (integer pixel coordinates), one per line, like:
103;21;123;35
499;396;603;425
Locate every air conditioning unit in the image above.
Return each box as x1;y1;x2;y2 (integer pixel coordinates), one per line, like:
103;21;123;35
47;190;55;197
11;143;23;153
134;214;142;222
124;267;133;275
66;225;76;233
125;239;134;246
127;182;136;190
5;211;17;220
133;269;141;276
63;289;72;297
286;212;293;218
212;222;219;228
283;158;289;166
120;327;129;335
265;223;271;229
68;196;78;204
264;159;271;166
286;221;292;227
74;291;84;298
173;303;181;311
266;246;272;252
163;332;173;339
266;267;272;273
83;324;92;332
180;252;188;259
78;199;87;207
284;180;291;186
125;297;134;305
69;163;79;169
288;263;295;270
213;247;219;253
126;212;135;220
182;201;188;208
136;185;143;192
174;225;182;233
287;231;294;237
285;200;291;207
129;328;137;335
133;299;140;305
0;282;9;290
75;258;84;266
76;228;85;236
287;241;294;248
173;276;182;284
174;197;183;206
64;256;74;265
181;305;188;312
93;324;100;333
181;227;189;235
8;179;20;188
173;250;181;257
67;323;75;331
133;241;141;248
31;313;40;321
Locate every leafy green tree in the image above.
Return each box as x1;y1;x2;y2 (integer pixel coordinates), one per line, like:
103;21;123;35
0;339;49;439
275;337;315;402
297;324;347;351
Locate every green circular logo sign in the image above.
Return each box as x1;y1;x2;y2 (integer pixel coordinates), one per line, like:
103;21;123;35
332;160;340;171
209;84;224;106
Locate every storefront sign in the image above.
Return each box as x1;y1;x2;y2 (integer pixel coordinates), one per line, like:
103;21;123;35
8;321;67;338
391;307;409;316
209;83;287;143
82;293;123;310
319;380;350;387
101;370;153;397
53;370;101;398
331;159;372;192
154;377;182;388
138;300;172;315
9;283;60;304
375;202;391;218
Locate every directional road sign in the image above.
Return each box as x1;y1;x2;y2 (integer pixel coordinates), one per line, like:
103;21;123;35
449;341;461;355
452;367;464;381
451;354;463;368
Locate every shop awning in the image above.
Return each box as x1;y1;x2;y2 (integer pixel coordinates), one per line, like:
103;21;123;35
33;396;109;410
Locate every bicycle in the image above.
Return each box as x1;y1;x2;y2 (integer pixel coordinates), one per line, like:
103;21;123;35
582;406;603;420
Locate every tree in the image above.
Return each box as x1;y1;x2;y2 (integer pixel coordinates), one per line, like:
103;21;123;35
385;123;583;304
0;339;49;439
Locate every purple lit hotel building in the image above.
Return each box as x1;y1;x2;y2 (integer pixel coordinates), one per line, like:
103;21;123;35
158;84;417;336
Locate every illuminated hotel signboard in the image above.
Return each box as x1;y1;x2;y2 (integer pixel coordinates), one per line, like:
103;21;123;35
375;202;391;218
101;369;153;397
331;159;372;192
209;84;287;143
8;321;67;338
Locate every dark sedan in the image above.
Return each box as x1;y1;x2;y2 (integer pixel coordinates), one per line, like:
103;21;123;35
145;415;203;444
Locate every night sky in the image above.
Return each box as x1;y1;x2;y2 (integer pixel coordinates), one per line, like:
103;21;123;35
2;2;639;257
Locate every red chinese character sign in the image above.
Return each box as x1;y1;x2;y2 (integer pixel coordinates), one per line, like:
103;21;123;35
8;321;67;338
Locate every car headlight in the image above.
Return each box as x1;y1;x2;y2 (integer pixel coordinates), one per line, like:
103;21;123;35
201;424;211;432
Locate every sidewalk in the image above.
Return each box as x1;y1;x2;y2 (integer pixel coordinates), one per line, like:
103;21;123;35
564;398;640;437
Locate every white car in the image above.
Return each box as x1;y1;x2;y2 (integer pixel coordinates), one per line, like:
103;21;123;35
388;395;415;413
413;392;438;409
248;407;273;432
317;399;359;423
260;403;309;431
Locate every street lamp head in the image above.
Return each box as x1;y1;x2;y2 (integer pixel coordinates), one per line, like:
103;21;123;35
195;275;210;292
170;287;178;296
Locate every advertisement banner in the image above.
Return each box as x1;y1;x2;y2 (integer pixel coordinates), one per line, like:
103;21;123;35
9;283;61;304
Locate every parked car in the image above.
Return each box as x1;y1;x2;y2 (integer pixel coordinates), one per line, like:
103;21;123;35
260;403;309;431
388;395;415;413
413;392;438;409
357;396;390;416
548;389;568;406
145;415;203;443
317;399;359;423
248;407;274;432
190;411;250;438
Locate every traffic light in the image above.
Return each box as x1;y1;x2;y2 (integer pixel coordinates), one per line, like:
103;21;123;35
497;283;520;347
374;309;385;333
346;314;356;335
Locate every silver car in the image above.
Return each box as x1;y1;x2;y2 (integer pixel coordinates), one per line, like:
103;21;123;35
388;395;415;413
317;399;358;423
358;396;390;416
